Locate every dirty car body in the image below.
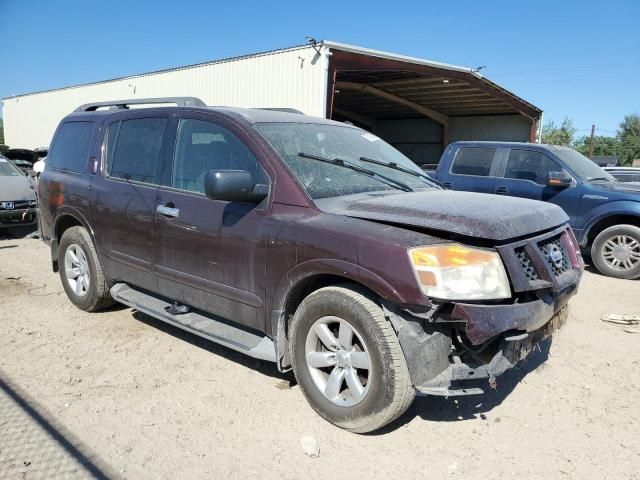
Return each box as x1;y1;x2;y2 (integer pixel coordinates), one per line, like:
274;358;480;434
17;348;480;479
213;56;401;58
38;100;582;430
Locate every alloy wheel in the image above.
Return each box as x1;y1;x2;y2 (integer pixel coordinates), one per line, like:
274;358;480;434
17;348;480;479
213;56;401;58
64;243;91;297
304;316;371;407
601;235;640;271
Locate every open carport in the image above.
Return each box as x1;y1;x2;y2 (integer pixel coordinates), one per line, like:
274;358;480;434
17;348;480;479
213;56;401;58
325;43;542;165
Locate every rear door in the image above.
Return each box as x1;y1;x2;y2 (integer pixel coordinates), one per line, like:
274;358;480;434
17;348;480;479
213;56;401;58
444;146;501;193
91;111;171;293
495;148;582;225
153;112;272;331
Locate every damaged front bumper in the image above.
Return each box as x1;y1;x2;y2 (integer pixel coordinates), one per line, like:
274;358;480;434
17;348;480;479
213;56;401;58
389;224;582;397
417;305;568;396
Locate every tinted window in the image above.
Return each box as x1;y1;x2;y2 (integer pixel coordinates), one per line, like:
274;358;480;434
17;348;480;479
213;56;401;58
451;147;496;176
172;118;268;193
48;121;93;173
108;118;167;183
505;150;562;185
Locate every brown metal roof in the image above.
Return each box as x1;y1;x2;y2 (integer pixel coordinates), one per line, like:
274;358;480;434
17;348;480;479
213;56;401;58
327;48;542;122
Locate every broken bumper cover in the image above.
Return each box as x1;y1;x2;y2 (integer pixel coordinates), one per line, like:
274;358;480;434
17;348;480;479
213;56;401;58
452;270;579;346
0;208;38;227
417;305;568;396
390;281;576;397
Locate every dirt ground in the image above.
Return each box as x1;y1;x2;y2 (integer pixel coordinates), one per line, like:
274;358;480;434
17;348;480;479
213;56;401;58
0;234;639;479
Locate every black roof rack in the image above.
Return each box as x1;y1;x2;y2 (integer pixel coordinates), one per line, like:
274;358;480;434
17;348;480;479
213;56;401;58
74;97;206;112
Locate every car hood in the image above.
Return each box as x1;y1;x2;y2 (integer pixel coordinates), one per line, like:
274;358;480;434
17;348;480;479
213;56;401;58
0;175;36;201
595;181;640;194
318;190;569;242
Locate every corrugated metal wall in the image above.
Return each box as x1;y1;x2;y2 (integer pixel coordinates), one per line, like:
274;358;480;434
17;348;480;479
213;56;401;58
375;118;443;165
449;115;531;142
2;45;327;149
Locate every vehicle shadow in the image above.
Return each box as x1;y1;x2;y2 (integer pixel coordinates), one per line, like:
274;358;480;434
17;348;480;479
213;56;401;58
129;306;552;430
374;338;552;433
130;310;292;382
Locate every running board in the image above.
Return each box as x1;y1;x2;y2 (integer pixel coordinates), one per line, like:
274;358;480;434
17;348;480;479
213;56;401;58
110;283;276;362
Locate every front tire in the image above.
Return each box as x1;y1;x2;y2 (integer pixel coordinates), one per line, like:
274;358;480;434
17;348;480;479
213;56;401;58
289;284;414;433
58;226;114;311
591;224;640;280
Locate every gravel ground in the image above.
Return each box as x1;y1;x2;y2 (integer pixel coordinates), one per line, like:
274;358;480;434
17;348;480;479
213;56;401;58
0;235;639;479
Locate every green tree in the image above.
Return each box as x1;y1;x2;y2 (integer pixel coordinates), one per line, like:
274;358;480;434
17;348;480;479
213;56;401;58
0;118;4;145
574;135;620;158
617;114;640;165
541;117;575;147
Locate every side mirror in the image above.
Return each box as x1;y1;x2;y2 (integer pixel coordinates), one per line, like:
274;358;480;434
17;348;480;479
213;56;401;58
204;170;268;203
547;171;572;188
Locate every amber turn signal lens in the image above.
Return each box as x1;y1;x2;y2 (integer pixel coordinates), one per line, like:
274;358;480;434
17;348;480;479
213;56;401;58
410;244;496;268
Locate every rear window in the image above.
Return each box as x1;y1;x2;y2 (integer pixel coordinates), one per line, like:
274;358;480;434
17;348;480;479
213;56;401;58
47;122;94;173
107;118;167;183
451;147;496;176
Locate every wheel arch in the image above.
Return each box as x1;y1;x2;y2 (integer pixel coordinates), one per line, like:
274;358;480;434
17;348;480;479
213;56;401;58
51;208;100;273
581;211;640;248
270;259;409;371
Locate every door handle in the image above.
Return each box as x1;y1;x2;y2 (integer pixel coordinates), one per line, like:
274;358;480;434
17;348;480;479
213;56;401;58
495;186;509;195
443;182;453;190
157;204;180;218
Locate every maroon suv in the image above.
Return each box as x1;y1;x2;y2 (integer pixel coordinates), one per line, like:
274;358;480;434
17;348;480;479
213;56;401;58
38;97;582;432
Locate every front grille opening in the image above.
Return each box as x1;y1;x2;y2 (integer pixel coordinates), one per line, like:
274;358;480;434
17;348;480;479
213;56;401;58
538;235;570;276
515;247;540;281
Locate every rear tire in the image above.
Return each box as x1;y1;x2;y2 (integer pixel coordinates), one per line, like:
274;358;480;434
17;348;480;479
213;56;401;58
289;284;414;433
591;224;640;280
58;226;114;311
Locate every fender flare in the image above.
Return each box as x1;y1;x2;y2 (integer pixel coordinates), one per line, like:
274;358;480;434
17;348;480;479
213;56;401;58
272;258;408;314
579;201;640;246
269;258;413;372
51;206;105;274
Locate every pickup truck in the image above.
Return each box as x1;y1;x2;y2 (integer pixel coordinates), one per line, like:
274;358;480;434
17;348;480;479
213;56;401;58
431;141;640;279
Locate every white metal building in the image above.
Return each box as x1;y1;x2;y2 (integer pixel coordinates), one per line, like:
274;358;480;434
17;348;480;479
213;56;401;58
2;41;542;165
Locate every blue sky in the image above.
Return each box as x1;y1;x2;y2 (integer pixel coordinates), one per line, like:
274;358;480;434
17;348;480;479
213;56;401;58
1;0;638;138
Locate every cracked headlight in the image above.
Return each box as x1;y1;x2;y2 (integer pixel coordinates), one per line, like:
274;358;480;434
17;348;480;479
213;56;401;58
408;244;511;300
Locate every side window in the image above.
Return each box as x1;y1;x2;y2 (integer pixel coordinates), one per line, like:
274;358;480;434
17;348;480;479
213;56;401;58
451;147;496;176
108;118;167;183
171;118;268;194
505;150;562;185
48;122;94;173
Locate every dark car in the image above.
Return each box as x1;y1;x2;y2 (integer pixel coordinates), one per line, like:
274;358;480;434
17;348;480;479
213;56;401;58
431;142;640;279
0;154;38;230
4;148;40;175
38;98;582;432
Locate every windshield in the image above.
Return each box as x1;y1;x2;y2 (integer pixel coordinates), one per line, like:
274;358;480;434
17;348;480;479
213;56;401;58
553;147;616;182
0;158;23;176
255;122;435;199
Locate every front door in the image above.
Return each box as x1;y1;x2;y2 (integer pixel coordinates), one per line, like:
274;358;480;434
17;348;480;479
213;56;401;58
153;114;272;331
92;112;171;293
495;148;582;226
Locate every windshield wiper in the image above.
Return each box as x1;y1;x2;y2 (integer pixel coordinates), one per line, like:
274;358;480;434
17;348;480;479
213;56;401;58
588;177;615;182
359;156;441;187
297;152;413;192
